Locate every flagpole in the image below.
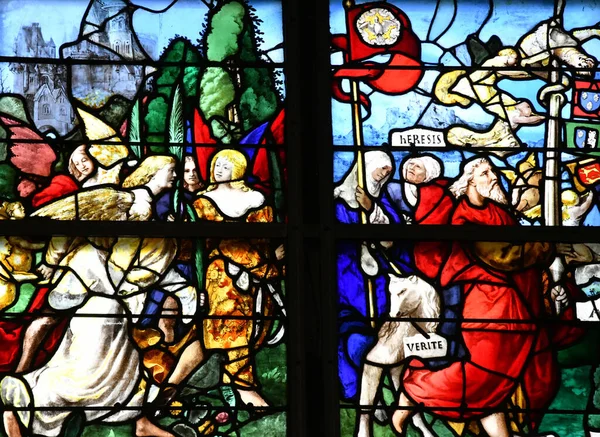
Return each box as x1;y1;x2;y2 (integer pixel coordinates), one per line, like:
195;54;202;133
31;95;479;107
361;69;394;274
344;0;376;328
343;1;366;216
344;1;366;223
350;80;368;224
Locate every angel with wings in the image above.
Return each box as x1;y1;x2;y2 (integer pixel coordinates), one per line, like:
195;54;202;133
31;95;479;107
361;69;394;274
1;155;198;437
31;154;176;221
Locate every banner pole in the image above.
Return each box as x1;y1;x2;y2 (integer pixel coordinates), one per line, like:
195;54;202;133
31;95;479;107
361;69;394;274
344;0;375;328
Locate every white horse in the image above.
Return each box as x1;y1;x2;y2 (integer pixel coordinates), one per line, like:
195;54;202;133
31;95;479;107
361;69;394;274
356;274;441;437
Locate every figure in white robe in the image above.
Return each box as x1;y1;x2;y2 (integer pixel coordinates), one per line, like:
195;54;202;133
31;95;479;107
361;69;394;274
1;155;195;437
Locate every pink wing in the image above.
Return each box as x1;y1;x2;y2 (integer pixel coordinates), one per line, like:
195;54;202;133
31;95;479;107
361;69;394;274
0;115;57;177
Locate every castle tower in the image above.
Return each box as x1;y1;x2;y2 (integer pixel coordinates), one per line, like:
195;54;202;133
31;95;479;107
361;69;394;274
47;38;56;58
99;0;134;57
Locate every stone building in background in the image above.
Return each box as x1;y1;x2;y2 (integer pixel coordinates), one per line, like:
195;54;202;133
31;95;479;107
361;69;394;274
8;3;157;135
9;23;74;135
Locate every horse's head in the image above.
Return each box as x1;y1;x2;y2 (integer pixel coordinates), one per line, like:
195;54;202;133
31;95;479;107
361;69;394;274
388;274;440;332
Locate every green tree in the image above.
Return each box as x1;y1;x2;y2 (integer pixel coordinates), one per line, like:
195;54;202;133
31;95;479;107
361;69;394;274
144;96;169;151
205;2;245;62
237;11;278;132
199;67;235;120
199;0;280;135
141;38;202;146
198;67;236;143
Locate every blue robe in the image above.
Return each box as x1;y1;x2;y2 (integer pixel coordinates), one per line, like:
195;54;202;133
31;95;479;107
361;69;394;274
336;193;413;401
140;190;195;337
155;190;195;221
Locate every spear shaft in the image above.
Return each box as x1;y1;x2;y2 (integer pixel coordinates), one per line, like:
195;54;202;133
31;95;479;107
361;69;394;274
543;0;567;226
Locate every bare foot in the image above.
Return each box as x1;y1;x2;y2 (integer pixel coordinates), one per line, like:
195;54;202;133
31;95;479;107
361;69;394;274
236;388;270;408
391;410;407;436
391;393;414;437
135;416;174;437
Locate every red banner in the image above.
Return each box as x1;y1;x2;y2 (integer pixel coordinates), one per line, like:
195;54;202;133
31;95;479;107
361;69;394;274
331;2;422;117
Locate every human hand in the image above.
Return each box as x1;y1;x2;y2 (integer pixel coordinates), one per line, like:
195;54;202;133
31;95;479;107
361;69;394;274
167;214;175;222
556;243;594;264
37;264;54;280
556;243;574;256
551;284;569;315
355;186;372;211
275;244;285;261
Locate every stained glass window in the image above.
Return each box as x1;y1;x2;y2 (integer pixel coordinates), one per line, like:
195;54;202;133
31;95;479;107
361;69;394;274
0;235;287;437
330;0;600;436
331;0;600;227
10;0;600;436
0;1;290;436
0;0;285;223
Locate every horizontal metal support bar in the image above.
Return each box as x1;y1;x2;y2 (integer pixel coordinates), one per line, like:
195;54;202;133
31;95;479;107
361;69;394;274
331;224;600;242
0;220;287;238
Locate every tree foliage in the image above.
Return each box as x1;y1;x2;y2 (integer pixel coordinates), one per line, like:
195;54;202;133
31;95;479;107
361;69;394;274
155;38;201;100
145;96;168;135
205;2;245;62
141;38;202;145
199;67;236;120
199;0;280;137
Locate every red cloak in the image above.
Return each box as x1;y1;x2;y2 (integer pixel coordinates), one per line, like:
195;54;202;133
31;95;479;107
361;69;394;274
0;183;72;372
413;179;455;280
403;198;584;429
0;289;67;372
31;175;78;208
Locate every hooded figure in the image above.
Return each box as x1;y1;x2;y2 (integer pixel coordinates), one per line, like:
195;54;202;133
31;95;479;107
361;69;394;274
334;150;413;401
334;150;395;222
401;155;442;209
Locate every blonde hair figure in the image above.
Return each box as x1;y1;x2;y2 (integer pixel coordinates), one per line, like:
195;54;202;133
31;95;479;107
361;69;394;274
204;149;250;192
122;155;177;188
68;145;95;182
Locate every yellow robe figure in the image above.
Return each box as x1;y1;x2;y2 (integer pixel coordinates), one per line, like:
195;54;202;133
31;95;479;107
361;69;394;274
194;195;282;388
185;148;285;399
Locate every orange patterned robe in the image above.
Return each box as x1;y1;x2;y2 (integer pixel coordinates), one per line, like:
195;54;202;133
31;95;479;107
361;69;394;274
193;196;283;388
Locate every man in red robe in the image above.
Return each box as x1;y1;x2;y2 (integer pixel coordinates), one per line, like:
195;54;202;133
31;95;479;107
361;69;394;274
403;155;467;368
393;157;584;437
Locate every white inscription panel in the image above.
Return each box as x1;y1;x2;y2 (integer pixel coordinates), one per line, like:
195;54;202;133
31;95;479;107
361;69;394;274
404;333;448;359
390;128;446;147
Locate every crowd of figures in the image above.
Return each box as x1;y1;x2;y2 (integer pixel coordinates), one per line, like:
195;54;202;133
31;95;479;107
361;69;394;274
0;111;286;437
336;151;600;437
